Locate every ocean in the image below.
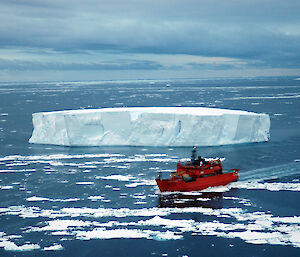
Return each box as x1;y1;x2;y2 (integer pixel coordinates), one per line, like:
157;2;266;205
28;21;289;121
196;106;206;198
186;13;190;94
0;77;299;256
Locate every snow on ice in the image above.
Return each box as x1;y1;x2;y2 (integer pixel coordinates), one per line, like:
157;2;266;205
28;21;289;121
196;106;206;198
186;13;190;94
29;107;270;147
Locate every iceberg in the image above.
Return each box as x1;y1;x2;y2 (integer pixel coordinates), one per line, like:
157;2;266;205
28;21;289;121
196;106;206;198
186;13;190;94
29;107;270;147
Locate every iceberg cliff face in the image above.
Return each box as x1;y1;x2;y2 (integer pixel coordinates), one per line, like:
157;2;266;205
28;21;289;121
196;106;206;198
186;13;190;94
29;107;270;147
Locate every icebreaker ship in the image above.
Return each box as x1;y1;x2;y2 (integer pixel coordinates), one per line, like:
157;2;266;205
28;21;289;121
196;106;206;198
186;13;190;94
29;107;270;147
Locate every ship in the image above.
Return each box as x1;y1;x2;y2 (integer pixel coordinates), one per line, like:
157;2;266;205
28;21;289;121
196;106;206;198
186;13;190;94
155;147;239;192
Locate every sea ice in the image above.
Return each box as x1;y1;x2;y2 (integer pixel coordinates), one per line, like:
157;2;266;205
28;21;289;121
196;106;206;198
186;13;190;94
2;204;300;248
29;107;270;146
43;244;64;251
26;196;80;202
0;241;40;251
74;228;182;241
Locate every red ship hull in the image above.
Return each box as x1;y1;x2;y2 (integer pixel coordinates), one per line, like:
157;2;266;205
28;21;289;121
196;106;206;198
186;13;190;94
156;171;239;192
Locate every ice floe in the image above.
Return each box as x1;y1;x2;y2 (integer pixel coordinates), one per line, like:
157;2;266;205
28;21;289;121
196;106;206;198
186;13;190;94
43;244;64;251
76;182;94;185
0;169;36;173
88;195;105;201
74;228;182;241
26;196;80;202
96;174;135;181
0;233;40;252
32;219;92;231
0;185;13;190
96;174;156;188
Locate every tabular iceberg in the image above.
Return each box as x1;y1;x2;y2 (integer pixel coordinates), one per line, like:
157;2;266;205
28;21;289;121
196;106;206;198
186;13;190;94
29;107;270;147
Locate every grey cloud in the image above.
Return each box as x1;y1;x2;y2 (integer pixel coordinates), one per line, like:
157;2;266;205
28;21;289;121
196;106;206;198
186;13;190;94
1;0;300;71
0;58;162;71
186;62;242;71
4;0;297;22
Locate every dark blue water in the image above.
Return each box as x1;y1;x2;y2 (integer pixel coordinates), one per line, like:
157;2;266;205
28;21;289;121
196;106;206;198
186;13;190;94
0;77;300;256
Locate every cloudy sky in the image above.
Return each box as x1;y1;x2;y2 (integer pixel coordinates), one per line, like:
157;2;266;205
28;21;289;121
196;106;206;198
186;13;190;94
1;0;300;81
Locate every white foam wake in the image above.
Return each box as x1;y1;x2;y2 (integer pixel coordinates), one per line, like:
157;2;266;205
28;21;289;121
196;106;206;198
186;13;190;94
240;162;300;182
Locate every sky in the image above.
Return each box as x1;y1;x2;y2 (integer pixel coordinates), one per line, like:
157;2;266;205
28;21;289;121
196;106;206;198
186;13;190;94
0;0;300;81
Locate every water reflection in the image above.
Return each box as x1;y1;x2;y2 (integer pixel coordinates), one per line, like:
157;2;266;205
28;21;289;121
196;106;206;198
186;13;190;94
157;192;224;208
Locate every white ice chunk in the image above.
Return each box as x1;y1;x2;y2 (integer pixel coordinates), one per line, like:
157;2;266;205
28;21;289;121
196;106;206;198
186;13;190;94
76;182;94;185
97;174;135;181
37;219;91;231
139;216;195;229
26;196;80;202
75;228;182;241
43;244;64;251
29;107;270;146
26;196;50;202
0;241;40;251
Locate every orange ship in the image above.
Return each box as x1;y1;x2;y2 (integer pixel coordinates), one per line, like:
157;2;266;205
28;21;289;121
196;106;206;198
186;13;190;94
156;147;239;192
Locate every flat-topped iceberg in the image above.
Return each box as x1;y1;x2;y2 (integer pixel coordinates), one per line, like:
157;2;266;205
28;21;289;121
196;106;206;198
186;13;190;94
29;107;270;147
